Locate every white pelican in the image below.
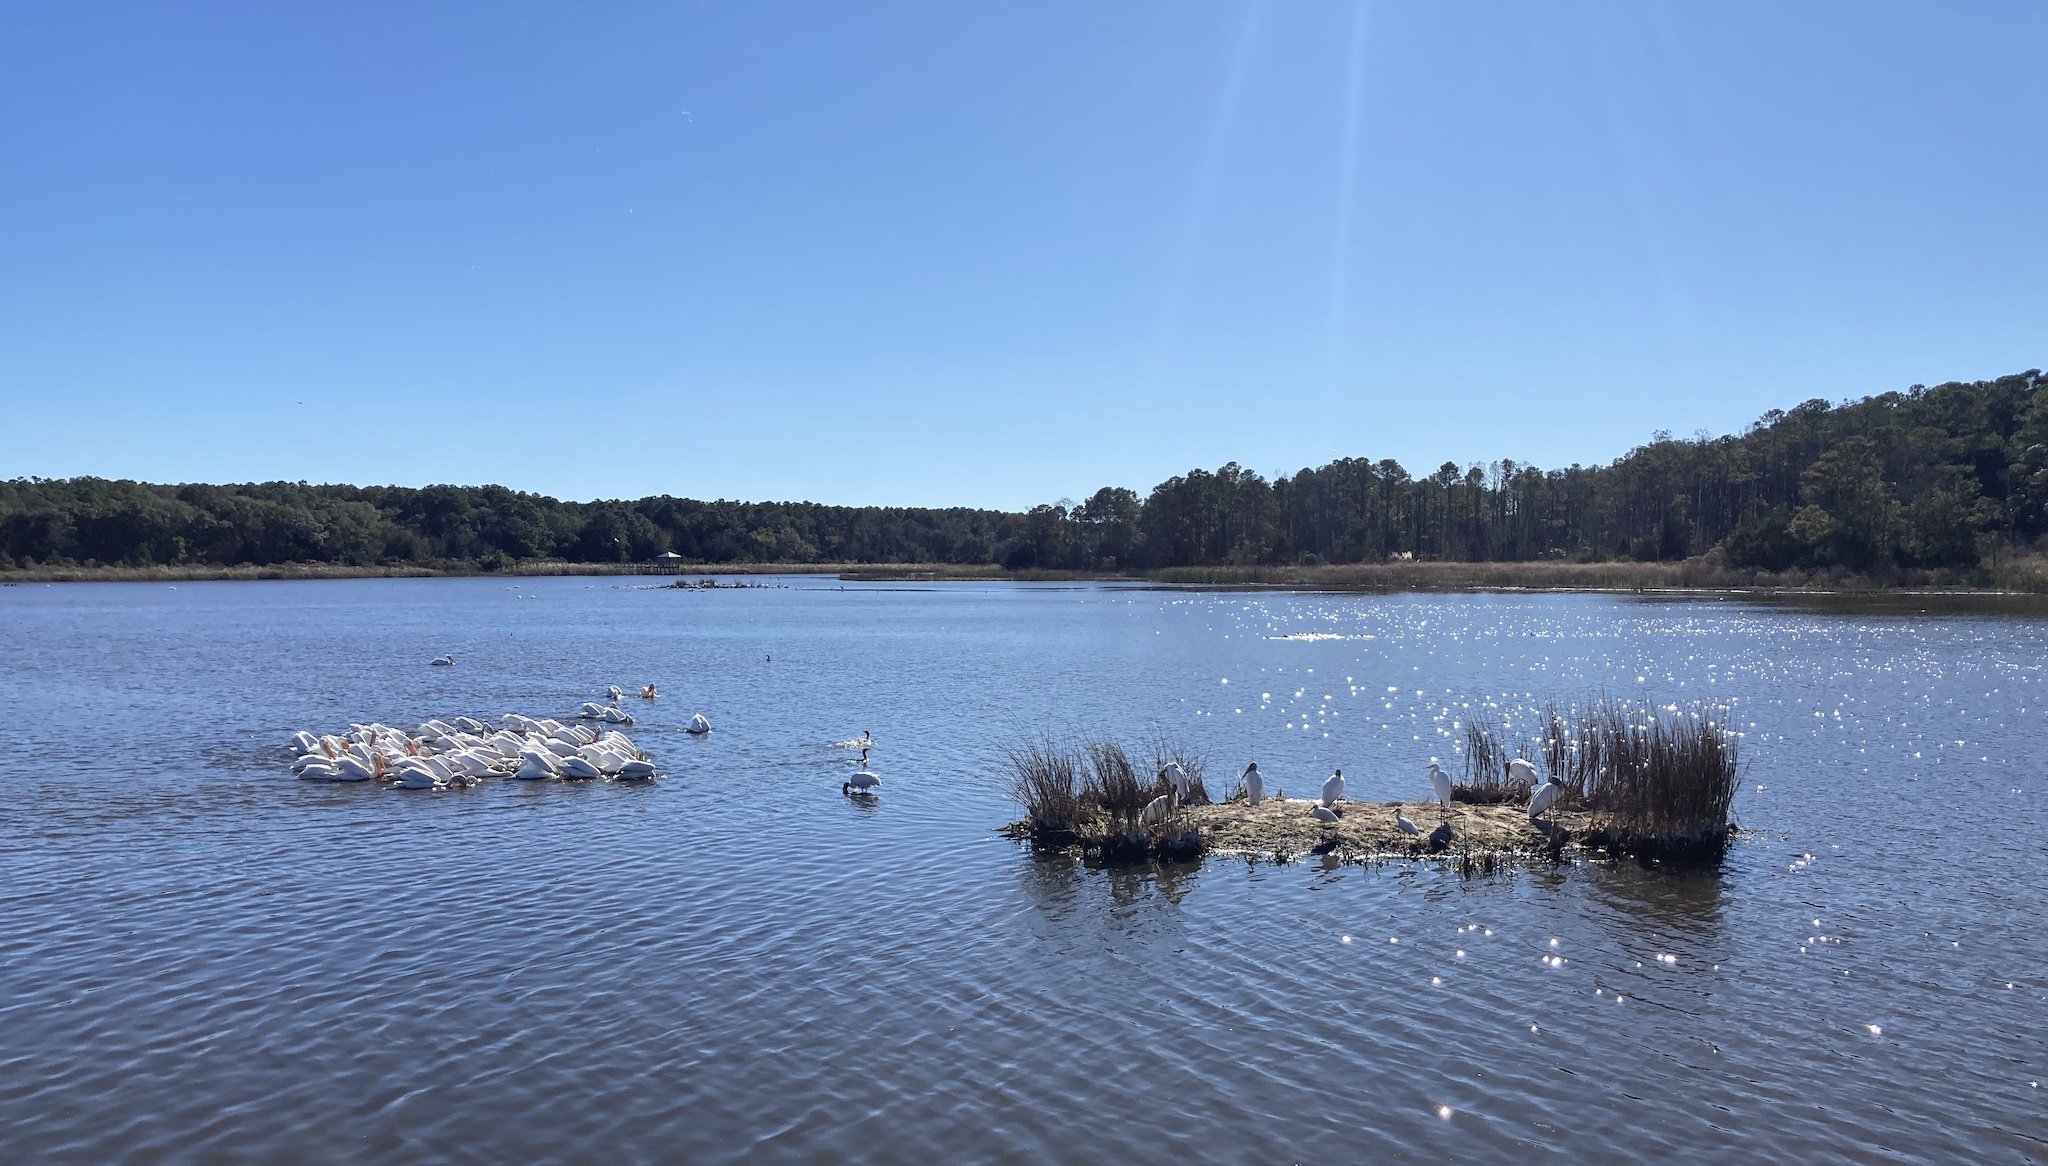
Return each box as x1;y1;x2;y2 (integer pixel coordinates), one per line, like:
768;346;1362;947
601;707;632;724
1312;804;1340;824
1395;808;1420;837
1241;762;1264;806
579;702;607;719
844;770;881;796
560;755;603;780
1321;769;1345;808
608;685;624;702
515;750;558;780
688;714;712;735
1140;793;1171;825
619;759;657;781
454;717;487;734
640;684;658;700
430;655;456;666
1427;761;1454;819
335;755;376;781
1507;757;1539;787
297;761;341;781
1528;775;1564;823
398;768;442;790
290;731;320;754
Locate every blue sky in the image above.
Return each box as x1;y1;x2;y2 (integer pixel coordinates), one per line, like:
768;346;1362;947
2;2;2042;508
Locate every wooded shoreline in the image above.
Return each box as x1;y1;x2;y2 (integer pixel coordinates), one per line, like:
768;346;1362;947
7;555;2045;594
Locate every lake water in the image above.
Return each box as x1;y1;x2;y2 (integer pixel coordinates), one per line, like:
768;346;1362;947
2;577;2045;1163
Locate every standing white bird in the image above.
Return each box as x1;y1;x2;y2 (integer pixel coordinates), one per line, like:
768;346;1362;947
1507;757;1539;787
1321;769;1345;808
688;714;712;735
1161;762;1191;800
1528;775;1564;823
1394;808;1420;837
1312;804;1340;824
1427;761;1454;820
1241;762;1264;806
844;770;881;797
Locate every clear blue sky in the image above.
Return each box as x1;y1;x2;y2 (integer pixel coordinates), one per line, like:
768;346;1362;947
2;2;2042;509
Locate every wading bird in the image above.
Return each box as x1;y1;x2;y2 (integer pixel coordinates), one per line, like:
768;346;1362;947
1140;793;1171;826
1312;804;1340;824
1528;774;1564;824
1161;762;1190;801
1395;808;1420;837
1507;757;1539;787
1427;761;1454;821
1241;762;1264;806
1322;769;1345;808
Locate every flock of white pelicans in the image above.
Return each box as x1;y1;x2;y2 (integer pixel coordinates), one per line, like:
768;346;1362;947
287;686;712;790
1145;757;1565;832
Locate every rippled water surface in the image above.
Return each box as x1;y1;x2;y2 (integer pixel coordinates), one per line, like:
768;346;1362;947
3;577;2046;1163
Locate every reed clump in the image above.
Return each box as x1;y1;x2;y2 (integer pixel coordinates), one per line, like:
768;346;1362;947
1452;715;1536;804
1539;698;1740;860
1003;736;1211;860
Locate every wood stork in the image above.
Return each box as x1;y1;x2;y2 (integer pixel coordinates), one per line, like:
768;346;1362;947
1160;762;1191;800
1140;793;1171;826
1507;757;1540;788
1528;775;1564;824
1394;808;1421;837
1312;804;1340;824
1321;769;1345;808
1427;761;1454;821
1241;762;1264;806
844;770;881;797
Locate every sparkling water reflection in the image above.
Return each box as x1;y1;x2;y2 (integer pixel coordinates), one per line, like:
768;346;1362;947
1;578;2045;1162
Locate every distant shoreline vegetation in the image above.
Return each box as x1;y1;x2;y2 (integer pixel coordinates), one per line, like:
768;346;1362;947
6;370;2047;591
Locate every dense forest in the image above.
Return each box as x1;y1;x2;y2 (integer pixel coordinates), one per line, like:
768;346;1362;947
6;370;2044;579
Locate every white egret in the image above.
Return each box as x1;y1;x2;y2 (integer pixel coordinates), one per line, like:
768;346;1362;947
1322;769;1345;808
688;714;712;735
1427;761;1454;820
1395;808;1420;837
1241;762;1264;806
845;770;882;797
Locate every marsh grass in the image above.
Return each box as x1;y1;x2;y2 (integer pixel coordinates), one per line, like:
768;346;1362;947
1453;716;1536;804
1539;698;1740;859
1002;738;1084;841
1004;735;1211;858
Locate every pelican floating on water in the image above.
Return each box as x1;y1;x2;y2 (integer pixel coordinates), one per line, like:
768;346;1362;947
844;770;881;797
430;655;456;666
640;684;658;700
608;685;624;702
688;714;712;735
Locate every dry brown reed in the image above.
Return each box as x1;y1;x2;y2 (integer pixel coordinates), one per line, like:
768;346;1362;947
1538;698;1740;857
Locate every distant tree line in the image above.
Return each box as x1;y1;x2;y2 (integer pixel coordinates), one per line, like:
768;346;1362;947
5;370;2043;577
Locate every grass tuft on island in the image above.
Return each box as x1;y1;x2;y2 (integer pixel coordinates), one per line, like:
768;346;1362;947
1002;699;1742;868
